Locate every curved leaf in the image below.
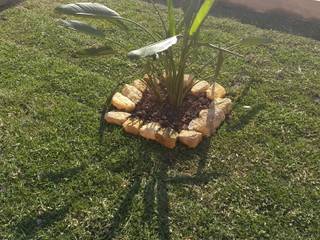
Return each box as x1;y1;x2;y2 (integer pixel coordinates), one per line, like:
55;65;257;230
55;2;121;18
128;36;179;59
189;0;216;36
167;0;175;36
59;19;104;37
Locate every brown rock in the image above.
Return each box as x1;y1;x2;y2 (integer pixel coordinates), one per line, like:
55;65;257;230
121;84;143;104
155;128;178;149
189;108;225;136
139;122;161;140
191;80;210;95
133;79;147;92
122;118;143;135
178;130;203;148
206;83;227;100
112;92;136;112
105;111;131;126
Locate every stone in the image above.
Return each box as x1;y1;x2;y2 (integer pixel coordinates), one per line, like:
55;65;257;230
121;84;143;104
139;122;161;140
122;118;143;135
178;130;203;148
206;83;226;100
189;108;225;137
191;80;210;95
155;128;178;149
184;74;194;88
213;98;232;115
105;111;131;126
133;79;147;92
112;92;136;112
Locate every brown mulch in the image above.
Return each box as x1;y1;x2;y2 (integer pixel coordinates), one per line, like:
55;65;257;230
131;91;211;132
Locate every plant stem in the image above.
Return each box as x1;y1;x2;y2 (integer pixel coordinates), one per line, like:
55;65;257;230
119;17;161;41
150;0;168;37
200;43;244;58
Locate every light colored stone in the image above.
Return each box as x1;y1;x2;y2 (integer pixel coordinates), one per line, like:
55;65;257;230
189;108;225;137
206;83;227;100
105;111;131;126
112;92;136;112
155;128;178;149
178;130;203;148
122;118;143;135
184;74;194;88
139;122;161;140
133;79;147;92
213;98;232;115
191;80;210;95
121;84;143;104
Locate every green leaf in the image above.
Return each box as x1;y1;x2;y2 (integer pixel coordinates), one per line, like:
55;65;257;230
77;46;116;57
189;0;216;36
55;3;121;19
167;0;175;36
183;0;200;27
128;36;179;59
59;19;104;37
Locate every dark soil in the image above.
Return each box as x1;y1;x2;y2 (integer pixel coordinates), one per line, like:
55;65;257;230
131;91;211;132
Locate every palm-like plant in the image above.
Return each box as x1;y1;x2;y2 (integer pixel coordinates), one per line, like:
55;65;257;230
55;1;267;107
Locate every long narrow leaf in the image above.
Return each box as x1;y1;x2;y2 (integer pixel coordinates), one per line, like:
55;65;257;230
202;43;244;58
167;0;175;36
59;19;104;37
183;0;200;27
128;36;179;59
189;0;216;36
55;3;121;18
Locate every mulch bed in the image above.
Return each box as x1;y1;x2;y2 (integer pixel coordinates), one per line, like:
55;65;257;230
131;90;211;132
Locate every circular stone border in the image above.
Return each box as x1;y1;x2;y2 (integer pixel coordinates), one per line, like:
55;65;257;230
105;74;232;149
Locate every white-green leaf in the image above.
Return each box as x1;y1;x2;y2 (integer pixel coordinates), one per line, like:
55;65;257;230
167;0;175;36
55;3;121;18
189;0;216;36
128;36;179;59
59;19;104;37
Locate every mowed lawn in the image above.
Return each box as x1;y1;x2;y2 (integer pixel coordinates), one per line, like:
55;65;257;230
0;0;319;239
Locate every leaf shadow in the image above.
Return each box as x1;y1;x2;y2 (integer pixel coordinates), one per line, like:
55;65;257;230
14;205;70;239
227;103;265;132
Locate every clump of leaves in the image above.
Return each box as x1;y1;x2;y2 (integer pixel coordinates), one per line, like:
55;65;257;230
55;1;269;107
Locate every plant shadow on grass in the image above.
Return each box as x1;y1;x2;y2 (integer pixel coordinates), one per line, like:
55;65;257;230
99;113;224;240
14;205;70;239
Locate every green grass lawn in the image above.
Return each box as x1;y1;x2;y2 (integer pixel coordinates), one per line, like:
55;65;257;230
0;0;319;239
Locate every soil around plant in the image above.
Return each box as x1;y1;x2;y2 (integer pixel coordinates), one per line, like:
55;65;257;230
130;90;211;132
